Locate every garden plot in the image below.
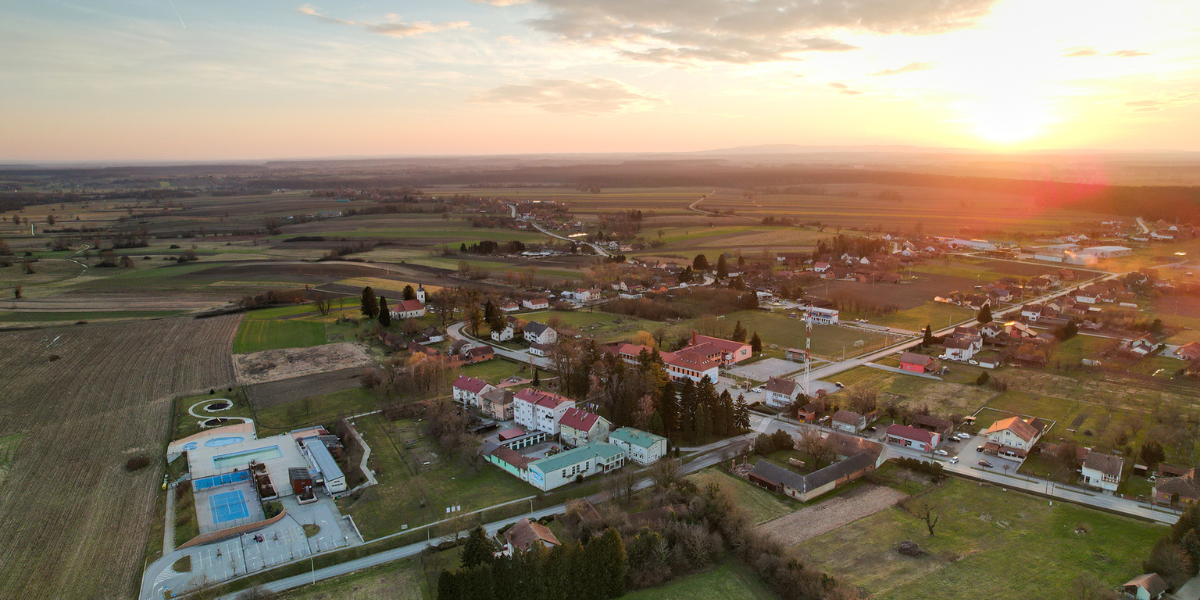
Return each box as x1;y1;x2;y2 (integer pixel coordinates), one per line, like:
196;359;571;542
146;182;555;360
234;342;373;385
763;485;907;546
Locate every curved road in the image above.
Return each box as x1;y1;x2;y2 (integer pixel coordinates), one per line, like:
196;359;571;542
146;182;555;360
508;204;611;257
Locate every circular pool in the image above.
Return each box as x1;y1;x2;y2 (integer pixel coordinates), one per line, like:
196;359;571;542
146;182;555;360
183;442;198;451
205;400;232;412
204;436;245;447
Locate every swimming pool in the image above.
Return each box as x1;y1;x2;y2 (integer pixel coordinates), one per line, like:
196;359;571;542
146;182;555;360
209;489;250;523
205;436;245;447
212;445;282;470
193;470;251;490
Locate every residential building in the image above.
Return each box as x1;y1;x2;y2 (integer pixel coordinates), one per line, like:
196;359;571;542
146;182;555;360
390;299;426;320
558;408;611;448
942;336;979;362
491;321;515;341
763;377;802;408
1155;469;1200;505
885;424;939;452
480;388;515;421
910;414;953;438
529;342;550;357
832;410;868;434
526;443;625;491
504;518;560;553
798;399;824;422
608;427;668;466
748;452;877;502
983;416;1044;458
1122;574;1169;600
465;345;494;364
513;388;576;435
1178;342;1200;361
523;298;550;310
1124;334;1159;357
452;376;495;408
1081;451;1124;492
898;352;935;374
524;321;557;345
683;331;753;365
499;302;520;313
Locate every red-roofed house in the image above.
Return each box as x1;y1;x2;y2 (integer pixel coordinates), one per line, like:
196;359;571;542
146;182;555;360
452;376;495;408
523;297;550;310
558;408;611;448
684;331;753;365
514;388;576;435
662;350;719;383
885;424;939;452
390;299;426;320
1178;342;1200;362
899;352;936;374
504;518;560;553
984;416;1042;457
617;343;653;365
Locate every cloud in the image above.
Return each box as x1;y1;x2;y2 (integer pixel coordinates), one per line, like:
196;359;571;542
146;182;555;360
1110;50;1150;57
1122;94;1197;112
471;78;665;113
828;82;863;96
1063;47;1099;57
508;0;998;66
298;5;469;38
870;61;933;76
470;0;530;5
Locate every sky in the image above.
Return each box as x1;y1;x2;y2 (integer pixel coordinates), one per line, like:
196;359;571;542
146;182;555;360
1;0;1199;161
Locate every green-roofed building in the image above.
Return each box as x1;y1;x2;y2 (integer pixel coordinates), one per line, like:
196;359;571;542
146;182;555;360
608;427;668;466
527;443;626;491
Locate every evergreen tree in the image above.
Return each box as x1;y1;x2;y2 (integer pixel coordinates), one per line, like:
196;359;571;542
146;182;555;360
647;411;665;436
378;296;391;327
922;325;933;348
977;304;993;324
1183;530;1200;576
460;242;468;252
484;300;498;327
464;563;496;600
542;544;574;600
692;253;708;271
655;380;678;438
360;286;378;318
731;320;747;342
403;284;416;300
585;528;627;599
1173;502;1200;543
437;569;462;600
750;332;762;354
734;394;750;430
461;526;497;569
532;368;540;387
679;378;698;440
716;254;728;279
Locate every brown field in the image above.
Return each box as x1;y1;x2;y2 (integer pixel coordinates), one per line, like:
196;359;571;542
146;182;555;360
0;315;240;600
233;342;373;385
762;484;907;545
811;273;977;311
246;367;365;410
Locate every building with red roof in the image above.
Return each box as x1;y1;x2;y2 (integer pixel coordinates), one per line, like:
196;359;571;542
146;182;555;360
514;388;576;435
452;376;495;408
885;424;939;452
683;331;752;365
389;299;426;319
557;408;611;448
661;350;719;383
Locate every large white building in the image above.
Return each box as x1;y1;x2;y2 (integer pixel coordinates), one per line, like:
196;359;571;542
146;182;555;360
523;321;557;345
608;428;668;466
806;306;839;325
526;443;625;491
513;388;575;435
662;350;719;383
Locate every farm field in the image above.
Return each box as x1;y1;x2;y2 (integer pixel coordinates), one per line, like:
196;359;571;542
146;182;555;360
686;468;795;525
0;315;240;600
619;561;777;600
233;317;327;354
338;414;533;539
822;364;1000;417
847;301;976;333
0;309;186;322
428;186;711;217
254;387;382;437
800;478;1164;600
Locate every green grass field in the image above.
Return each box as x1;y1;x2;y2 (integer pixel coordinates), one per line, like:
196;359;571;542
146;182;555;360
173;389;254;440
620;561;777;600
697;310;888;358
801;478;1164;600
849;301;977;333
232;318;327;353
0;310;185;322
687;469;795;525
459;357;530;384
255;388;382;437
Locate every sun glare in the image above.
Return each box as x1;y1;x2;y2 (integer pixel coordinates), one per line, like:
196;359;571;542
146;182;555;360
959;96;1055;145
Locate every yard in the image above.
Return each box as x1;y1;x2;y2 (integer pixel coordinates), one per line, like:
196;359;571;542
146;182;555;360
620;561;777;600
800;478;1165;600
532;309;668;343
686;468;796;525
822;365;1001;418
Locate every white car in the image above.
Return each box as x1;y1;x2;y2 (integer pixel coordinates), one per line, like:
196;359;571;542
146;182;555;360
934;449;949;456
950;457;960;464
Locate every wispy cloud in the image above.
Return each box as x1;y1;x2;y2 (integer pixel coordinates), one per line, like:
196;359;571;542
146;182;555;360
870;61;933;76
1123;94;1197;112
828;82;863;96
471;78;665;113
470;0;530;5
1110;49;1150;57
297;5;469;38
1063;47;1099;57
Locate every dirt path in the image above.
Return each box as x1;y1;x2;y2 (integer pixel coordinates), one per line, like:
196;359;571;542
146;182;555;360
760;484;907;545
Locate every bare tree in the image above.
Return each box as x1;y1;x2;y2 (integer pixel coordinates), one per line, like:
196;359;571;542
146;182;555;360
1073;573;1119;600
650;459;682;491
799;429;836;470
314;297;332;316
916;500;939;536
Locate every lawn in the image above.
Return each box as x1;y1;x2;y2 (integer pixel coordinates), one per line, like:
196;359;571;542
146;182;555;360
460;357;530;384
536;309;670;343
620;561;777;600
233;318;327;353
861;301;977;333
275;555;428;600
822;365;1000;418
254;388;382;437
801;478;1165;600
699;310;889;359
338;414;533;539
173;388;254;440
0;310;186;322
686;468;795;525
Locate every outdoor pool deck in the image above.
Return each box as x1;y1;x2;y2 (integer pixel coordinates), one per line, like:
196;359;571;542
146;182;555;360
187;434;309;499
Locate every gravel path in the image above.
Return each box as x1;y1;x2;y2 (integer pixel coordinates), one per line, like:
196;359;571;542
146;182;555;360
760;484;908;545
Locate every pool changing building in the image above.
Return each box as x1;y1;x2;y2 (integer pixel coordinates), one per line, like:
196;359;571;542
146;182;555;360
300;437;347;495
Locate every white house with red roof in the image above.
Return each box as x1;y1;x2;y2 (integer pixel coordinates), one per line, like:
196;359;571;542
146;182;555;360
514;388;576;435
522;297;550;310
452;376;495;408
389;299;426;320
662;350;719;383
984;416;1045;457
885;424;939;452
616;343;653;365
683;331;752;365
763;377;801;408
557;408;611;448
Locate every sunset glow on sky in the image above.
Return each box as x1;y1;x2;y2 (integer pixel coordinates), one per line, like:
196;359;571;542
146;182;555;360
2;0;1199;160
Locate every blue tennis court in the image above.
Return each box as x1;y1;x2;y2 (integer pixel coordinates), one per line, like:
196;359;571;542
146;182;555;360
193;471;251;490
209;490;251;523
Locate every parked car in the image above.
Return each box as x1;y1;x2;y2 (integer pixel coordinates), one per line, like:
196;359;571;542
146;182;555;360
975;445;984;452
978;460;993;468
834;382;845;388
950;457;959;464
750;387;763;393
865;426;877;433
934;450;949;456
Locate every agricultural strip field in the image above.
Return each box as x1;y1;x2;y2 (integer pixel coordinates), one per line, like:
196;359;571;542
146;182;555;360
246;367;365;410
620;561;777;600
233;318;327;354
427;186;712;217
0;309;187;322
0;315;240;600
800;478;1164;600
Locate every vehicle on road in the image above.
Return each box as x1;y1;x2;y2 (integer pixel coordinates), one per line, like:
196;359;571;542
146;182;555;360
978;460;993;468
934;449;949;456
950;457;959;464
975;445;984;452
750;387;763;393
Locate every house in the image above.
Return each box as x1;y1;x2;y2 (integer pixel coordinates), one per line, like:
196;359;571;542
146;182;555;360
465;345;495;364
491;321;515;341
763;377;802;408
909;413;953;438
813;262;831;273
832;410;868;434
608;427;668;466
885;424;939;452
1178;342;1200;362
513;388;576;435
825;432;885;465
481;388;515;421
1081;451;1124;493
748;452;877;502
798;399;825;422
662;350;719;383
1122;574;1169;600
942;336;979;362
499;302;520;313
983;416;1043;458
1154;468;1200;505
390;299;426;320
529;342;550;357
526;443;625;491
524;321;557;345
504;517;560;553
899;352;936;374
523;297;550;310
452;376;495;408
1124;334;1159;358
683;331;753;365
979;321;1004;338
558;408;611;448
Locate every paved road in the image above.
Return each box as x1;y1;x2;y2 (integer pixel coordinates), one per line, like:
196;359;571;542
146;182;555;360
687;190;757;221
1137;217;1151;234
510;203;611;257
447;321;554;369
